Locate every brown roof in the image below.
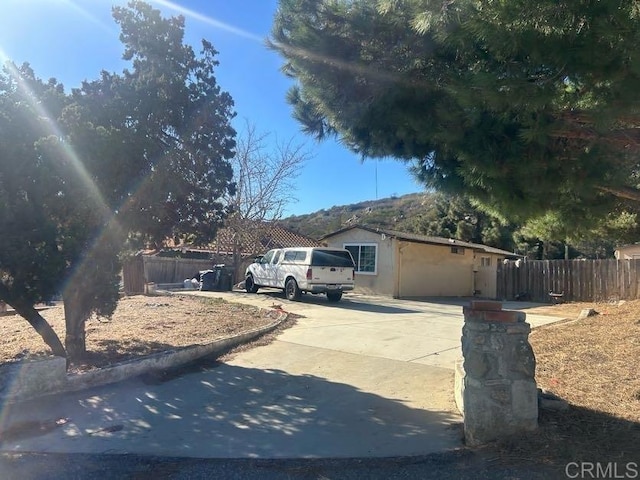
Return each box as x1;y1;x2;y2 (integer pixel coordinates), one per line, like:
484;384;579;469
161;223;319;256
209;222;320;256
321;225;522;258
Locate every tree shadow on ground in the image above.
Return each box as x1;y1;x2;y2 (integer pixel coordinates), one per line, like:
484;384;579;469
0;305;54;318
250;290;422;314
254;291;554;316
404;296;553;311
1;358;636;478
475;403;640;474
0;448;562;480
73;339;184;370
0;359;462;460
3;379;636;479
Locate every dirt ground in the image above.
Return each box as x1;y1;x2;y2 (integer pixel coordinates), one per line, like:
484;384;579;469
525;299;640;423
0;293;284;371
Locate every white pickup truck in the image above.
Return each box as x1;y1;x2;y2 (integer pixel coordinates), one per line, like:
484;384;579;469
244;247;355;302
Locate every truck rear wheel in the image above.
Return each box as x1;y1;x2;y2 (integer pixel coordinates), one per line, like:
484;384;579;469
327;291;342;302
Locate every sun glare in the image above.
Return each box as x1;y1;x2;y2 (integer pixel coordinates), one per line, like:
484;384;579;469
150;0;264;42
2;60;111;218
0;43;122;433
59;0;119;36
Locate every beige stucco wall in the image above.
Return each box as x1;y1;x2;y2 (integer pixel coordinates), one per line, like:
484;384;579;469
615;245;640;259
397;241;474;297
323;229;396;296
472;253;505;299
324;228;507;298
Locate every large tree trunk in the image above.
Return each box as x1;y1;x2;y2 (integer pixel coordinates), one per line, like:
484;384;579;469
12;302;67;360
63;290;89;363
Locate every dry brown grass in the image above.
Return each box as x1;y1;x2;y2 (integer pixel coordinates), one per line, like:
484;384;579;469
529;300;640;423
480;300;640;466
0;293;283;370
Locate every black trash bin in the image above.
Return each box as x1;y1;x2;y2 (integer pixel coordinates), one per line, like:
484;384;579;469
199;269;219;291
219;269;233;291
199;265;232;291
216;265;234;291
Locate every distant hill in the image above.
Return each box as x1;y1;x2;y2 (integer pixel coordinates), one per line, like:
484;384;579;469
279;191;627;260
279;192;434;240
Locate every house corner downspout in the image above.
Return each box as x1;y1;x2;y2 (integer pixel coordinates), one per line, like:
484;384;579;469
394;239;402;299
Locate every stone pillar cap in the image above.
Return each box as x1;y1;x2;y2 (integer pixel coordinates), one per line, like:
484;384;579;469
468;300;503;311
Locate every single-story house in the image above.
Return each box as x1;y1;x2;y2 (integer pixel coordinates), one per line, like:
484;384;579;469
320;225;522;299
614;244;640;260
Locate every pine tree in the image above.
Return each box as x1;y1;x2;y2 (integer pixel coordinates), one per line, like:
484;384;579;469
272;0;640;223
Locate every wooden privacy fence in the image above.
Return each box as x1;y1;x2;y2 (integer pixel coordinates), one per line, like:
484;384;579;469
122;256;145;294
143;257;214;284
122;255;255;294
123;256;215;294
497;259;640;303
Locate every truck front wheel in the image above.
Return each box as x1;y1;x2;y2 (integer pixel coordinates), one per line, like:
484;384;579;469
285;278;301;301
245;274;259;293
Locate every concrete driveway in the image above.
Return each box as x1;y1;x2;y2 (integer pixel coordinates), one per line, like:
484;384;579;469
0;292;561;459
205;290;563;369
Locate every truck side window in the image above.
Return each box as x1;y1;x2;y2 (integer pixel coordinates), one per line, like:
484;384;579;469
284;250;305;262
262;250;275;264
273;250;282;264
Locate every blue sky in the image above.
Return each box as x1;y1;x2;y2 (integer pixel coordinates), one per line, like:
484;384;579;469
0;0;424;216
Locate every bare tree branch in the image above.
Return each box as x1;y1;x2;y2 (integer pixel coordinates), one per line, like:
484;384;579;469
597;185;640;203
224;119;313;280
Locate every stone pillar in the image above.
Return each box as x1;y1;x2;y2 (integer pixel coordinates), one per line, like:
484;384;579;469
461;300;537;446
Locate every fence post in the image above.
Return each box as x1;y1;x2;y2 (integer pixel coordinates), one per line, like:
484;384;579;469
122;256;145;295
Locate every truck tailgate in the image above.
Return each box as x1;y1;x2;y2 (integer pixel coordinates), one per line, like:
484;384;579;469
309;266;353;285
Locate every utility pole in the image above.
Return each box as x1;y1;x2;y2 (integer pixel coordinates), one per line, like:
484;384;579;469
375;159;378;199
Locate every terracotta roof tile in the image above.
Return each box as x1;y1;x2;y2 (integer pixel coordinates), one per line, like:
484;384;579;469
170;221;320;256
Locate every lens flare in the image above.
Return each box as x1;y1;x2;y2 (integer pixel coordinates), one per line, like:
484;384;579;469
150;0;264;42
0;47;122;413
59;0;119;36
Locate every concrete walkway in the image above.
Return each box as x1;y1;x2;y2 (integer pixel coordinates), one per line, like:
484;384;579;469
0;292;562;459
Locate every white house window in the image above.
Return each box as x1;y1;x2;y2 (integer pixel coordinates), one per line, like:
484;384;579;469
451;246;465;255
480;256;491;267
344;243;377;274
